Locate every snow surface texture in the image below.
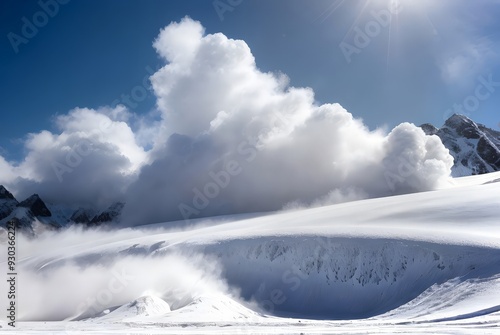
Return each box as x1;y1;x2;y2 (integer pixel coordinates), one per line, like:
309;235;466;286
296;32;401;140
0;172;499;334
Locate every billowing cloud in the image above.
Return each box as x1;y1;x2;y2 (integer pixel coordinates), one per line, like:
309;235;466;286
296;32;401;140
13;227;229;321
2;106;146;208
1;17;453;224
121;17;453;225
0;155;16;186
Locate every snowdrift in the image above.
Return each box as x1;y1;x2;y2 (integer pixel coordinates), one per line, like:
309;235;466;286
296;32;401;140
1;171;500;333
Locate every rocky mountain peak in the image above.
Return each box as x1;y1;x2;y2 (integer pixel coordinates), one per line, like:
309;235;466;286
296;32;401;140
0;185;15;200
445;113;473;125
0;185;18;221
420;114;500;176
1;190;125;234
18;194;52;217
419;123;438;136
69;208;95;224
443;114;481;139
89;202;125;225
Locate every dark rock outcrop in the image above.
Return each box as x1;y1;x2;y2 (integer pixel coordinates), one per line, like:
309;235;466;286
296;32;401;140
89;202;125;226
18;194;52;217
0;185;18;221
69;208;95;224
420;114;500;176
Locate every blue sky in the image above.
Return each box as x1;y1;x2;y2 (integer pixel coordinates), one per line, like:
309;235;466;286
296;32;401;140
1;0;500;162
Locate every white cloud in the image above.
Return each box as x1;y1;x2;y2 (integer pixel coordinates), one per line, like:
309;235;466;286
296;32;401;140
3;106;147;208
54;106;147;172
122;18;453;225
0;155;16;185
14;228;229;321
0;17;454;223
381;123;453;194
439;39;497;87
153;16;205;66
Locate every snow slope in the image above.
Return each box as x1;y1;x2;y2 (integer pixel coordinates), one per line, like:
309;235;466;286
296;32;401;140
1;171;500;333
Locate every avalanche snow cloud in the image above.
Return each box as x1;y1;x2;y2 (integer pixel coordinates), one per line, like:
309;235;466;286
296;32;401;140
13;227;231;321
0;17;453;225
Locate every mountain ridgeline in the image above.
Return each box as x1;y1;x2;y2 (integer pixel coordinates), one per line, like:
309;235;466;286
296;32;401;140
420;114;500;177
0;185;123;236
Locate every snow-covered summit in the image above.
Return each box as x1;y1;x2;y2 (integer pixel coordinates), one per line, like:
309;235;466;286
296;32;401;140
101;295;171;321
421;114;500;176
69;207;96;224
0;185;127;233
0;185;15;200
18;194;52;217
0;185;18;221
89;202;125;226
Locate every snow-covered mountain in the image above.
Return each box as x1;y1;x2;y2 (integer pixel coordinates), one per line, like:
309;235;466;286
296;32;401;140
0;186;124;234
0;190;61;235
0;185;18;221
420;114;500;177
88;202;124;226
